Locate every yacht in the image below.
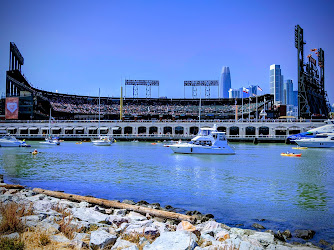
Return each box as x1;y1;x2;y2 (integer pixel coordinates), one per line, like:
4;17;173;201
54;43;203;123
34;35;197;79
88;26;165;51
287;120;334;143
169;126;235;155
40;136;60;145
92;136;113;146
295;133;334;148
0;134;30;147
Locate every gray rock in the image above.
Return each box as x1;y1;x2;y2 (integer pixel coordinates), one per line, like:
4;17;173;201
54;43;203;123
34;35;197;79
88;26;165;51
248;232;274;247
122;199;136;205
144;231;198;250
114;209;127;216
0;232;20;240
51;234;71;243
111;238;138;249
282;229;292;238
252;223;266;230
294;229;316;240
33;200;55;211
200;220;223;235
21;214;46;227
72;207;108;224
89;230;117;249
127;211;147;221
274;230;285;242
0;194;13;202
36;221;60;234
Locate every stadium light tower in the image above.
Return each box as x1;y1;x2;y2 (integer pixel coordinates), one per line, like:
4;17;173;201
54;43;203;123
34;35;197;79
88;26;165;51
125;80;159;98
184;80;219;99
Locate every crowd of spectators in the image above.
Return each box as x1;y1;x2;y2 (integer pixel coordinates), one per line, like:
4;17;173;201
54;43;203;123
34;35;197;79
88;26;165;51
48;95;264;119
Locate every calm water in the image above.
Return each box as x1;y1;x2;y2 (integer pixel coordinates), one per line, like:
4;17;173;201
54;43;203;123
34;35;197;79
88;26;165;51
0;141;333;244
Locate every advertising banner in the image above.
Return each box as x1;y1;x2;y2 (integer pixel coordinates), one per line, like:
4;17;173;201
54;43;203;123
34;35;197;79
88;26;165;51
5;97;19;119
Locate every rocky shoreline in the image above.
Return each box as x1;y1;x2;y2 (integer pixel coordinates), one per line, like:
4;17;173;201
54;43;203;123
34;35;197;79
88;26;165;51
0;182;332;249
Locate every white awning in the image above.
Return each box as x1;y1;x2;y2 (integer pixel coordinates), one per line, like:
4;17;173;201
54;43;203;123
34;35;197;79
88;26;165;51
51;127;61;131
88;127;98;130
19;127;28;130
64;127;74;130
74;127;84;130
6;127;16;130
99;127;109;131
41;127;50;130
28;127;39;130
112;126;121;130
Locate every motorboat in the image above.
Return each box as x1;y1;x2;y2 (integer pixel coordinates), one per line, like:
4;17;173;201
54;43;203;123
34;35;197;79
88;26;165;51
0;134;30;147
295;133;334;148
92;136;113;146
40;136;60;145
287;120;334;143
281;152;302;157
169;125;235;155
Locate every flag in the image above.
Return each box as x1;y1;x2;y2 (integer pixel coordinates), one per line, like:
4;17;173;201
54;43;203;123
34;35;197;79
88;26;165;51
257;86;263;91
242;87;249;93
252;93;257;97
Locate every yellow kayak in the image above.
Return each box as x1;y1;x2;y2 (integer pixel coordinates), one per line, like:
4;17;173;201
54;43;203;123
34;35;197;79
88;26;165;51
292;147;308;150
281;153;302;157
76;142;82;144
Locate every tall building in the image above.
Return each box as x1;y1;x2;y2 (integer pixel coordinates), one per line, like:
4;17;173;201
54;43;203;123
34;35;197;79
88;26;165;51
283;79;294;105
228;88;240;99
220;66;231;98
248;85;257;97
270;64;283;104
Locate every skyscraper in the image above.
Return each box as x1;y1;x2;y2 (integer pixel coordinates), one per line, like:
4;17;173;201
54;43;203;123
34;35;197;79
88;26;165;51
270;64;283;104
220;66;231;98
283;79;293;105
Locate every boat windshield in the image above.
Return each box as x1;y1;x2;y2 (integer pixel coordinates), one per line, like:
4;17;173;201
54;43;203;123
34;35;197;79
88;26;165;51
198;129;212;136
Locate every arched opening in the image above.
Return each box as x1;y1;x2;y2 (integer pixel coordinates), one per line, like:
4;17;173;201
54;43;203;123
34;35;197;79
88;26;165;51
149;126;158;135
64;128;74;135
29;128;39;135
7;128;17;134
163;126;172;135
88;127;98;135
74;127;84;135
275;127;287;136
245;126;256;136
189;126;199;135
51;127;61;135
138;126;146;134
259;126;269;136
19;128;28;135
217;127;226;133
175;126;184;135
288;127;301;135
112;127;122;135
124;126;133;135
229;126;239;136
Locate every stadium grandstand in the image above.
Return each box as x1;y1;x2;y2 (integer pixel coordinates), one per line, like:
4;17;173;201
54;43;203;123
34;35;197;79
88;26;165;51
2;43;274;121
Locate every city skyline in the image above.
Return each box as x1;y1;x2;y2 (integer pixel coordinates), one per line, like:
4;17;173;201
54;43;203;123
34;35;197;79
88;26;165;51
0;1;333;104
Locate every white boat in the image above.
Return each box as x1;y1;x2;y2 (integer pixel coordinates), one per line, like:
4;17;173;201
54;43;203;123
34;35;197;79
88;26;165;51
40;136;60;145
0;134;30;147
92;88;113;146
40;109;61;146
169;126;235;155
295;132;334;148
287;120;334;143
92;136;113;146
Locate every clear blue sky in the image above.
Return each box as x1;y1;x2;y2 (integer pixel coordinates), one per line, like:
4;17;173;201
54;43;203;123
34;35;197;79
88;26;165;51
0;0;333;104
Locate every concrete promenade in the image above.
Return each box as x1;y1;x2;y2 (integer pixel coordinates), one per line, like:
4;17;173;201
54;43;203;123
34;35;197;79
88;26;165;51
0;120;326;142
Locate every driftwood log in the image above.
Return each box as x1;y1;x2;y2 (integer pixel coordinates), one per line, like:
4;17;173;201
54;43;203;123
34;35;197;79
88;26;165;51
1;184;25;189
33;188;196;223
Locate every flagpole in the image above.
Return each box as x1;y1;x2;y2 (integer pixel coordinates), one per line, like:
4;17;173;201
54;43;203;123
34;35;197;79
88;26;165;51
255;95;258;122
249;96;251;120
242;93;243;122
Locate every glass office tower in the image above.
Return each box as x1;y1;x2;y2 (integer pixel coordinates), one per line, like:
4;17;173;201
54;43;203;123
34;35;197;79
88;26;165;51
270;64;283;104
220;66;231;98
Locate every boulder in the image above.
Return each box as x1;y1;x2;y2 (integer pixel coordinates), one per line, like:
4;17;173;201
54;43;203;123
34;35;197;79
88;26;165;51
111;238;138;249
248;232;274;247
282;229;292;238
122;199;136;205
200;221;223;235
37;221;60;234
127;211;147;221
144;231;198;250
294;229;316;240
252;223;266;230
89;230;117;249
21;214;46;227
51;234;71;243
0;232;20;240
274;230;285;242
71;207;108;224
